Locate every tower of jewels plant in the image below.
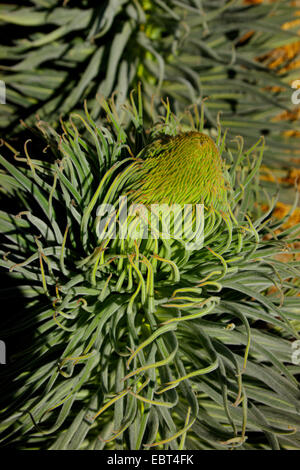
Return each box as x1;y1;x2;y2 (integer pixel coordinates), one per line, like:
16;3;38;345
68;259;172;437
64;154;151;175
0;89;300;450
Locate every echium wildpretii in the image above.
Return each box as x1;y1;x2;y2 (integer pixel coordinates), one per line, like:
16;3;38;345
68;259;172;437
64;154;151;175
97;127;232;258
127;131;229;210
1;90;299;451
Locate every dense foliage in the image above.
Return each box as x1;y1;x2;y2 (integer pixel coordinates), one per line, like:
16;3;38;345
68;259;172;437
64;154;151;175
0;91;299;449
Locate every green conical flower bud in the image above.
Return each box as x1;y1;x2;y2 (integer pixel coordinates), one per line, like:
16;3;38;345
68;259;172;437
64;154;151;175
128;131;229;210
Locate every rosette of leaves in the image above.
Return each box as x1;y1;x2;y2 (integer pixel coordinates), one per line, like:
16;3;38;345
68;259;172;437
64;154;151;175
0;0;299;169
0;89;300;450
